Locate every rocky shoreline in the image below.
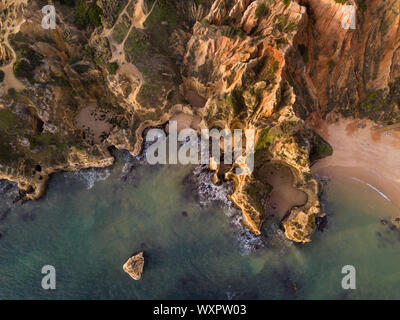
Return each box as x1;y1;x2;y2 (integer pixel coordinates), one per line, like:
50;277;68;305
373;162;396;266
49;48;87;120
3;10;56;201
1;0;399;244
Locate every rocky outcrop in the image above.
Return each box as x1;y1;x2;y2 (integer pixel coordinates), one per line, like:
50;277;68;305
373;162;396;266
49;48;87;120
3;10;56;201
0;0;326;243
180;0;325;241
0;0;27;67
391;216;400;229
0;0;127;200
288;0;400;124
123;252;144;280
2;0;374;244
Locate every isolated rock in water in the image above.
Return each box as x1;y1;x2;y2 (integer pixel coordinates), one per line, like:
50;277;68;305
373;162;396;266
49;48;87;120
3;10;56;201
123;252;144;280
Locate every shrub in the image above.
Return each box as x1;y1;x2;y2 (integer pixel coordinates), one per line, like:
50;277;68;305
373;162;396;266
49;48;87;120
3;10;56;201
309;134;333;162
8;88;16;97
74;1;103;29
224;89;246;115
87;5;102;27
55;0;76;6
328;59;336;71
255;3;267;18
298;44;308;64
13;47;43;80
74;0;89;29
283;0;292;7
200;19;210;27
359;0;366;12
106;62;119;75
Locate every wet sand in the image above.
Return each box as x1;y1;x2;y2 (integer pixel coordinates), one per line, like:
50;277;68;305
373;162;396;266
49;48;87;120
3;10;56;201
309;113;400;209
256;163;308;219
266;165;308;219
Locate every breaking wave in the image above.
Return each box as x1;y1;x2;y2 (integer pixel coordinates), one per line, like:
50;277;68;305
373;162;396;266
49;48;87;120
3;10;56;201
190;165;264;254
351;177;391;201
65;168;111;190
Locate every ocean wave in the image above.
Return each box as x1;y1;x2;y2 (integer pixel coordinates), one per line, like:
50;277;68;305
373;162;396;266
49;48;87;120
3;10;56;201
190;165;264;254
65;168;111;190
118;150;136;174
350;177;391;201
0;180;19;221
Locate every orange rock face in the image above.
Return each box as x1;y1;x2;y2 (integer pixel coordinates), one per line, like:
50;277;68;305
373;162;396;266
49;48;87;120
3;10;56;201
4;0;397;244
289;0;400;122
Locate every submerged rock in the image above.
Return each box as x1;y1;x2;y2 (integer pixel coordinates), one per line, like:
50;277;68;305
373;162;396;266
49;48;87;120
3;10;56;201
391;217;400;229
316;215;328;232
123;252;144;280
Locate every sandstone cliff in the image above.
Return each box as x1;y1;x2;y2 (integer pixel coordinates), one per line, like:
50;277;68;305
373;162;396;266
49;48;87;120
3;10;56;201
288;0;400;124
2;0;394;244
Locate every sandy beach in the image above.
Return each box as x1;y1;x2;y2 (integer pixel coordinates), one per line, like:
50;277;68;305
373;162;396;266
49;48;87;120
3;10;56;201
308;113;400;209
74;105;112;144
257;163;308;219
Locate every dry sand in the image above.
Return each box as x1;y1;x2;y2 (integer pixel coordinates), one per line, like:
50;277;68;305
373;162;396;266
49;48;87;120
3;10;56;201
0;0;27;93
309;113;400;208
167;113;201;132
264;164;308;219
74;106;112;144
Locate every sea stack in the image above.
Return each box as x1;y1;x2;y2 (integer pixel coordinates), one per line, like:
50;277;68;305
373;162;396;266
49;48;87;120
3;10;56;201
123;252;144;280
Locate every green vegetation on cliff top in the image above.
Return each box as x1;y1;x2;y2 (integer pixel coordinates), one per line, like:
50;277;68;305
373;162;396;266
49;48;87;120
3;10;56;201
13;47;43;81
74;0;102;29
256;121;297;151
112;14;131;44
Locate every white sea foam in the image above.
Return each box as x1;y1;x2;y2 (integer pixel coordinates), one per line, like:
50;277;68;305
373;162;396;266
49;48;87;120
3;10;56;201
191;165;264;254
120;151;136;173
66;168;111;190
121;161;131;174
350;177;391;201
0;180;19;214
226;290;237;300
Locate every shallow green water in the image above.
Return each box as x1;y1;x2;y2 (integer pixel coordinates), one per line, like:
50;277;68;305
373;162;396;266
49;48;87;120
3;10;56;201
0;151;399;299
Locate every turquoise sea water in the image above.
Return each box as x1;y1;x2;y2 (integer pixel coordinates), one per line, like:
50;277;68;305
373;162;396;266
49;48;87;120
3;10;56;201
0;150;400;299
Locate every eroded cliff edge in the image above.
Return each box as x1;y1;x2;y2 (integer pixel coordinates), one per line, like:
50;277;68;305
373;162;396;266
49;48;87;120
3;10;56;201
1;0;396;243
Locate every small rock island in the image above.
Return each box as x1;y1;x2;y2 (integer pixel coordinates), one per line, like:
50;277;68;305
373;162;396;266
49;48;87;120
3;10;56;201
123;252;144;281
